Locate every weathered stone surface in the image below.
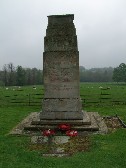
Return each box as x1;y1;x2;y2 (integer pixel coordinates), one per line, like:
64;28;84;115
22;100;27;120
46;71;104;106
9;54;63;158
32;111;91;125
40;14;83;120
43;51;79;85
42;98;82;112
44;83;79;98
52;136;70;144
40;111;84;120
31;136;48;144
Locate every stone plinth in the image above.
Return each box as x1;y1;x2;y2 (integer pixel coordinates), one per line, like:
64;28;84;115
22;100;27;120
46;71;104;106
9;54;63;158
40;14;83;120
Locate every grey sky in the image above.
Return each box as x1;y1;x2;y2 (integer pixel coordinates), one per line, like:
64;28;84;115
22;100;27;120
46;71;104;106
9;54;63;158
0;0;126;70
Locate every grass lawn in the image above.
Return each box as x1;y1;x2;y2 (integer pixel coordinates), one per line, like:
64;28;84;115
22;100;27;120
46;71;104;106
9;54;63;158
0;83;126;168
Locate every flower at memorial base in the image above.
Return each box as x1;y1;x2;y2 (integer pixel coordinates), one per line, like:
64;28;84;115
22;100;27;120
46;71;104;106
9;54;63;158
66;130;78;137
42;129;55;136
58;124;71;131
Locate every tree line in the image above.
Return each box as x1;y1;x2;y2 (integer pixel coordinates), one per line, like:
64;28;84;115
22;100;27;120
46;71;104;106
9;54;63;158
79;66;113;82
80;63;126;83
113;63;126;82
0;63;43;86
0;62;126;86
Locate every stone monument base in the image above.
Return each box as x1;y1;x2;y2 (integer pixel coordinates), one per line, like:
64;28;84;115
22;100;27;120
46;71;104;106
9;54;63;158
40;110;85;120
9;112;108;135
35;111;90;125
30;111;99;132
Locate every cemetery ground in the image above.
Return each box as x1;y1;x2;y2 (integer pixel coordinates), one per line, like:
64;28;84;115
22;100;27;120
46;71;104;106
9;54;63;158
0;83;126;168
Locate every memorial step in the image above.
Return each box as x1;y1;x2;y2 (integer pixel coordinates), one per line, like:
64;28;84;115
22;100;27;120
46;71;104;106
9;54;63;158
32;111;91;126
24;125;99;131
24;112;99;132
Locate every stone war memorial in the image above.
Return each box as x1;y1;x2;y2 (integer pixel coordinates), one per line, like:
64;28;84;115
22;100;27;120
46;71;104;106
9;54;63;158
24;14;107;132
38;14;106;131
10;14;108;156
40;14;83;120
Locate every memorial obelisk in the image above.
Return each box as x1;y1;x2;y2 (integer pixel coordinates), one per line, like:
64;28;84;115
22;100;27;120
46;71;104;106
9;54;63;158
40;14;83;120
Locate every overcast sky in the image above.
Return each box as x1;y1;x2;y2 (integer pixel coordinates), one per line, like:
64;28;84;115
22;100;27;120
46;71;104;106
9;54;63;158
0;0;126;70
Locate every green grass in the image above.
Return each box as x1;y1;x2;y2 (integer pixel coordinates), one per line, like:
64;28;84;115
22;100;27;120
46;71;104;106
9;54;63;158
0;106;41;135
0;83;126;168
0;85;44;106
80;82;126;106
1;83;126;107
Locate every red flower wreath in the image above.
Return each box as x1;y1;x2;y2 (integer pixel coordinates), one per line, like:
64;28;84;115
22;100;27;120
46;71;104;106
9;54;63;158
42;129;55;136
58;124;71;131
66;130;78;137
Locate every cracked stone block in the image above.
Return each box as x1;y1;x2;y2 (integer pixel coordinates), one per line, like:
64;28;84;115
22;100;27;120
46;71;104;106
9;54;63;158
31;136;48;144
